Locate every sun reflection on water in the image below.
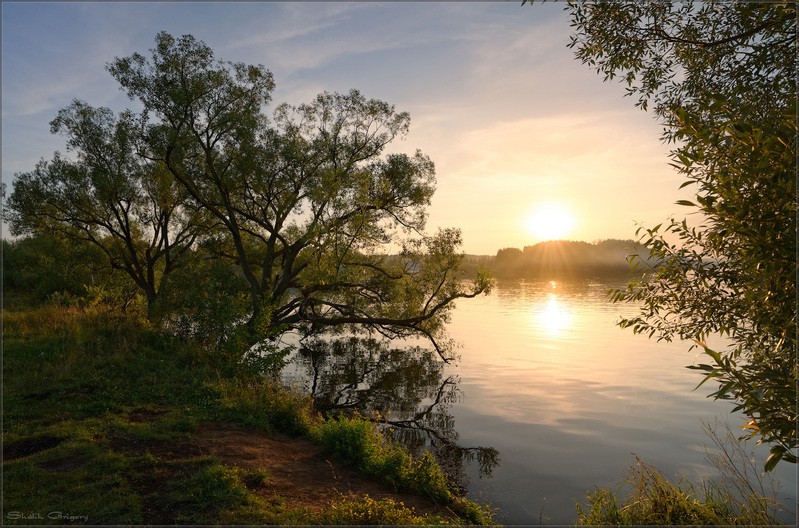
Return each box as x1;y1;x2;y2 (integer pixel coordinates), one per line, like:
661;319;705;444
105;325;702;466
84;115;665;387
533;292;573;337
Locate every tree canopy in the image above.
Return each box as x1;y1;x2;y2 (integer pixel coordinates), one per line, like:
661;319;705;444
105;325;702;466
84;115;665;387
7;101;198;309
540;0;796;468
492;239;646;279
8;32;491;360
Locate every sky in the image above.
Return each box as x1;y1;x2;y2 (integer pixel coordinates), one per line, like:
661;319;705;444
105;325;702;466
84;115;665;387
1;2;687;255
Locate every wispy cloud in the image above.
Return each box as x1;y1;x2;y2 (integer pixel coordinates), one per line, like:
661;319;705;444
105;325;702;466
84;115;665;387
243;4;478;81
220;2;363;54
2;1;684;252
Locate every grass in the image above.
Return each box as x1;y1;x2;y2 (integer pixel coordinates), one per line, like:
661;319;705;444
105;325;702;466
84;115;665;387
318;495;454;525
575;454;787;525
2;302;494;525
311;415;494;524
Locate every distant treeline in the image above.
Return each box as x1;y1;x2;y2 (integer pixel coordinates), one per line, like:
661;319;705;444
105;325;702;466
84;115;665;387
460;239;649;279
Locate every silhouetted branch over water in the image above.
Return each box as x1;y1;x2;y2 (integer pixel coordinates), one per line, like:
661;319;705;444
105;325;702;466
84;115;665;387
287;337;500;487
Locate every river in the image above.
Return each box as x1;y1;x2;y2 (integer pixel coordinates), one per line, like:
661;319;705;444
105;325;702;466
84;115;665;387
281;279;797;524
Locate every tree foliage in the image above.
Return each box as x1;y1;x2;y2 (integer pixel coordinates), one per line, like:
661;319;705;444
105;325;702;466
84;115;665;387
492;239;646;279
2;235;130;306
7;101;198;311
8;32;491;360
544;1;797;467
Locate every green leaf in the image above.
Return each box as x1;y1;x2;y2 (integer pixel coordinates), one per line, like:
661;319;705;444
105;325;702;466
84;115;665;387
565;0;796;465
764;446;785;472
692;371;719;391
700;346;723;365
676;152;692;166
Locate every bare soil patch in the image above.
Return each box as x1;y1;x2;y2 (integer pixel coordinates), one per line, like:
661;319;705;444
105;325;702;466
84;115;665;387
193;422;452;517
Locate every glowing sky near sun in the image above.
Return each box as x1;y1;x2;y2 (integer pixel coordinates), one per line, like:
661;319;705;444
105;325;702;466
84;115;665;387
2;2;684;255
524;202;577;242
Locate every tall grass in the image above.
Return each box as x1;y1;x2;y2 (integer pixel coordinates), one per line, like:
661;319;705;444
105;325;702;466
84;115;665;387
577;456;737;525
576;422;790;526
699;419;792;524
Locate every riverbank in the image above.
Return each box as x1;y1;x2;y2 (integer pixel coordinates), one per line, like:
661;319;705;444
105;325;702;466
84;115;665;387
2;302;493;525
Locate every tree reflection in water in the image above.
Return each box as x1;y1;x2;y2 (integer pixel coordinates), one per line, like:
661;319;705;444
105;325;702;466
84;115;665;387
287;337;499;489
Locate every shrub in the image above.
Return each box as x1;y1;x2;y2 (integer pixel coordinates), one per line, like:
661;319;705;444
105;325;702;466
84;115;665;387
210;378;315;435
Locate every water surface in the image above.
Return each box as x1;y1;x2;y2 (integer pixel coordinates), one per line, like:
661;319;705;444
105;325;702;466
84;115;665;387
283;279;797;524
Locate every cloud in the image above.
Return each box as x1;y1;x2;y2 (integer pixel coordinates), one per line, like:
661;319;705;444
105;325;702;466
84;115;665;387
1;2;686;254
213;4;443;79
2;6;141;117
220;3;363;54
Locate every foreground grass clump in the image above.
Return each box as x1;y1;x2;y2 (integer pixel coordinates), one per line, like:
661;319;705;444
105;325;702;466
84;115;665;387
312;416;494;524
2;303;493;525
313;416;451;499
575;455;785;525
318;495;452;525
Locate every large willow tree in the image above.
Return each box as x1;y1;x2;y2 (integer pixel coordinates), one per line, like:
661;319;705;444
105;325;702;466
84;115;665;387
527;1;796;468
15;32;491;360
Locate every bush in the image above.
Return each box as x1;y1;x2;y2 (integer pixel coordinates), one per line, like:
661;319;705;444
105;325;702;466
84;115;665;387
2;235;133;307
210;378;315;435
313;416;450;498
151;253;250;347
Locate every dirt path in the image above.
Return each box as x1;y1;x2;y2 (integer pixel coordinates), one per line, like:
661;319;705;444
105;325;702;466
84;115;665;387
193;423;452;517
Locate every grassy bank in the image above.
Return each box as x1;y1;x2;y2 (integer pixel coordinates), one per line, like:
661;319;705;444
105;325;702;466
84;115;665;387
2;302;493;525
575;454;788;526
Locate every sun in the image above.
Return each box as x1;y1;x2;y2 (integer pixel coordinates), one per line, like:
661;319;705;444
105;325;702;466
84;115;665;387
524;202;577;241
